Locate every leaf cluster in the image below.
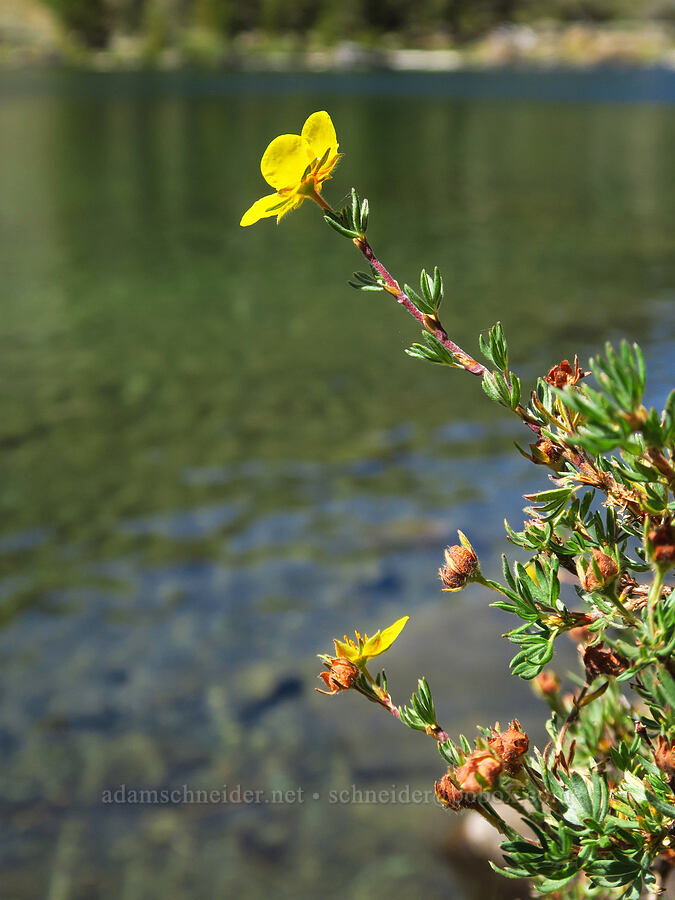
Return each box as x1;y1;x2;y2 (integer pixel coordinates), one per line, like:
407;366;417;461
324;187;369;240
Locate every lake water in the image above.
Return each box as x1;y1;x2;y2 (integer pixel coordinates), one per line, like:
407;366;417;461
0;68;674;899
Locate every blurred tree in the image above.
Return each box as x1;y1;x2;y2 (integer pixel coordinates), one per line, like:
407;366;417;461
39;0;673;48
108;0;146;33
141;0;175;57
315;0;366;42
531;0;653;21
192;0;234;34
45;0;111;46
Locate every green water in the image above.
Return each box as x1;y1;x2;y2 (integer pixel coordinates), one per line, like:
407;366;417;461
0;70;673;899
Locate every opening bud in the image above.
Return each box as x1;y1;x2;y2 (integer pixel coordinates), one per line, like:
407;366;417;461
534;670;560;697
454;749;502;793
529;438;564;471
578;548;619;593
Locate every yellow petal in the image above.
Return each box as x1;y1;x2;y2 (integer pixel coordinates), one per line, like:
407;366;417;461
276;192;305;222
261;134;313;191
333;638;359;662
240;192;285;227
301;111;338;162
361;616;409;659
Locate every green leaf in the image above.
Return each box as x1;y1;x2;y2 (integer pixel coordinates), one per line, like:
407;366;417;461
563;773;593;825
351;187;359;230
655;667;675;711
406;332;459;367
645;791;675;819
431;266;443;308
404;283;434;315
482;371;511;408
359;197;369;232
479;322;508;372
323;212;360;239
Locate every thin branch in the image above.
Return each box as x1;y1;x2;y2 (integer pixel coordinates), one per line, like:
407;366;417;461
353;235;487;377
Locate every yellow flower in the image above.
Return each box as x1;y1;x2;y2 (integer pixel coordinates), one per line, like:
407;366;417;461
329;616;409;667
240;111;340;227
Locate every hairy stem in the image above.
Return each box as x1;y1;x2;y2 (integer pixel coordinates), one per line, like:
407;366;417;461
647;566;666;639
352;235;487;377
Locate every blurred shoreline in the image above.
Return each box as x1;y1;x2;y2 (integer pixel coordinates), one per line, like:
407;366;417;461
1;12;674;72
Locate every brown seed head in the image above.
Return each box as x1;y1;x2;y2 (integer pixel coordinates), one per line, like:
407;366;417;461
648;523;675;568
439;544;477;592
535;670;561;696
434;773;466;810
545;356;589;389
655;736;675;779
580;549;619;593
438;565;468;591
582;643;628;680
317;657;360;695
489;720;530;774
455;749;502;793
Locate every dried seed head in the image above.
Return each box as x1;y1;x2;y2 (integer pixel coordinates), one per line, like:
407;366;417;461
439;537;478;593
580;549;619;593
534;670;560;696
455;749;502;793
545;356;589;389
582;643;628;680
316;657;360;695
434;773;466;810
647;523;675;569
444;546;477;577
655;736;675;779
438;564;469;591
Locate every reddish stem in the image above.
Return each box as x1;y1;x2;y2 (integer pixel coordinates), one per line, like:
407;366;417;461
354;236;487;377
312;191;486;377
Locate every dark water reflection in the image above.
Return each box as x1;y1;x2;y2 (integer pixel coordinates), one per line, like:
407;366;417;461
0;70;673;899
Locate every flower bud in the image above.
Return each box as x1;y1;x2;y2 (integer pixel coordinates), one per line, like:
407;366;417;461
534;670;560;697
579;549;619;593
647;522;675;570
317;657;360;695
567;625;592;644
654;736;675;779
439;533;478;592
582;643;628;680
454;749;502;793
530;438;564;471
488;720;529;774
423;312;442;333
434;773;466;810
